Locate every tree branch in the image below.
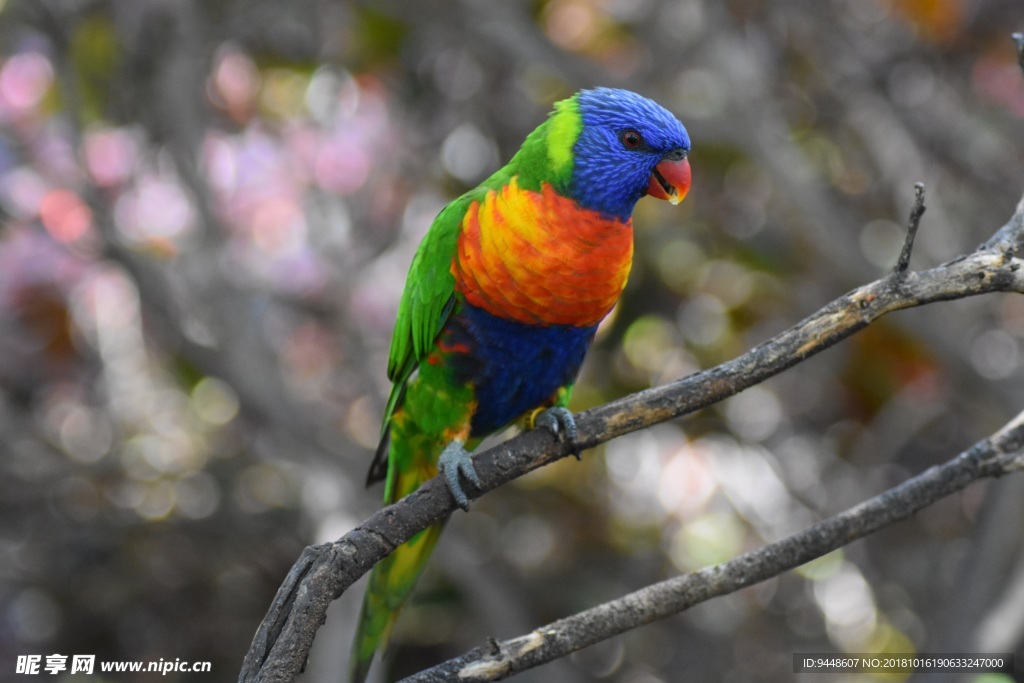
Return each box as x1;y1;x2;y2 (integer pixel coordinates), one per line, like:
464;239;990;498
238;187;1024;682
894;182;926;274
401;411;1024;682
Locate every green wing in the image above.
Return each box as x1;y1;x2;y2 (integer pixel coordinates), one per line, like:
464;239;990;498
365;194;474;485
386;197;470;383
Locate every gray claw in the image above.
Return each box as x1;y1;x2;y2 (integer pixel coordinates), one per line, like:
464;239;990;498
438;440;480;511
535;407;581;459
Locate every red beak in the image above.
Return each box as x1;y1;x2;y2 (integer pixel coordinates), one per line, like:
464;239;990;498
647;156;691;205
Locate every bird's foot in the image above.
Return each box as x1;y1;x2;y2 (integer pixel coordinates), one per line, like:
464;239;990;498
534;406;582;460
438;440;480;511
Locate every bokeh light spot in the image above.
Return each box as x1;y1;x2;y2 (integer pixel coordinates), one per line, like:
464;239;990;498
84;127;139;187
260;68;309;120
0;168;47;219
670;511;745;570
678;293;727;346
0;51;53;112
175;472;221;520
970;328;1019;380
191;377;240;426
314;138;370;195
860;219;905;269
236;464;294;512
11;588;61;642
500;515;557;571
39;190;92;243
210;47;261;120
724;386;783;442
441;124;498;184
113;174;195;244
59;403;113;463
136;480;177;520
657;442;717;518
544;0;600;51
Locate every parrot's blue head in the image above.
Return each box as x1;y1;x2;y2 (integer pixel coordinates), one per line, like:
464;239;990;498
570;87;691;220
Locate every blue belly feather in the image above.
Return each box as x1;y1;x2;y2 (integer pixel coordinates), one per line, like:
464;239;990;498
441;301;597;437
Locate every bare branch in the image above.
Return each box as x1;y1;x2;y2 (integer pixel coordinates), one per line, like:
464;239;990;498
893;182;926;274
401;411;1024;682
238;188;1024;683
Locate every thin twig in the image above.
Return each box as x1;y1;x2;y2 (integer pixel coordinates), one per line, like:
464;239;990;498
894;182;927;274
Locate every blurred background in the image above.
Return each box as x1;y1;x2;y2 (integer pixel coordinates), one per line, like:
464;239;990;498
0;0;1023;681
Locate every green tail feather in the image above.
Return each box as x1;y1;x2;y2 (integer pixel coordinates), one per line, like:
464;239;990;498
348;522;445;683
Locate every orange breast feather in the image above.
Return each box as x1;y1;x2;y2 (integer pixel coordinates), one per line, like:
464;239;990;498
453;179;633;327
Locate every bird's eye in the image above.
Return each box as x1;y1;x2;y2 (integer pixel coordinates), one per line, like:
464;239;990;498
620;129;643;150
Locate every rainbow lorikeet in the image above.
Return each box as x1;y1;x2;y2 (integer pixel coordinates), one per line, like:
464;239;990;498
350;87;691;682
